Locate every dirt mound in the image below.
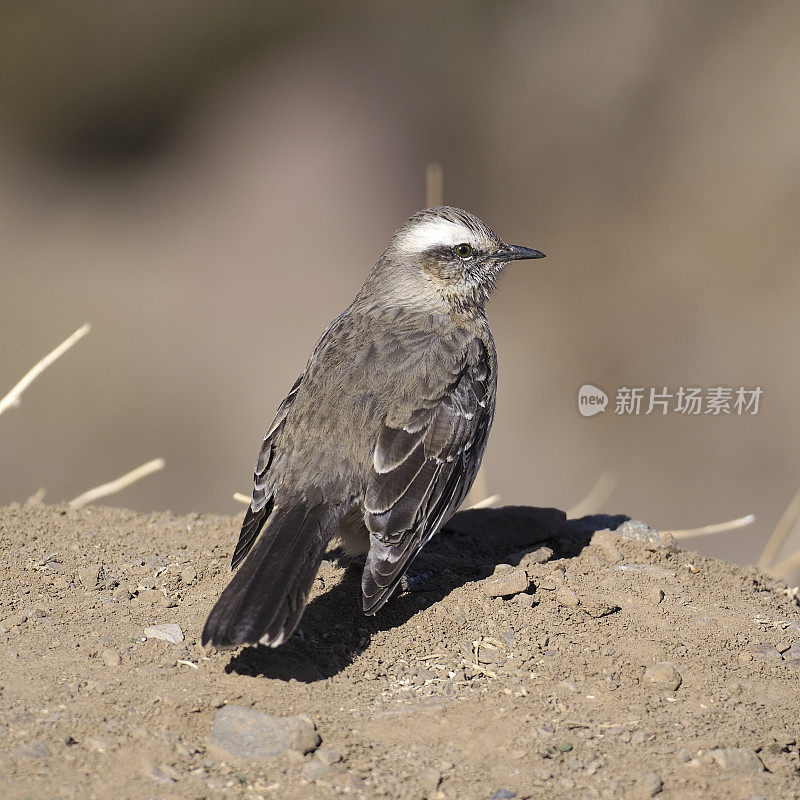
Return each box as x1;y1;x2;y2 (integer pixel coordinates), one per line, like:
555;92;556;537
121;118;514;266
1;503;799;800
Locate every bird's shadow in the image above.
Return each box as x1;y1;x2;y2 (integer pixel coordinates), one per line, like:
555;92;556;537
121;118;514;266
225;506;629;683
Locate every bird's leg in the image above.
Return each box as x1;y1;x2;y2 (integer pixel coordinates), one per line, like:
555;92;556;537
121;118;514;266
400;569;434;593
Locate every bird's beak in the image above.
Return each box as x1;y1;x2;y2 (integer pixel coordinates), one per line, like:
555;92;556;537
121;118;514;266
500;244;546;261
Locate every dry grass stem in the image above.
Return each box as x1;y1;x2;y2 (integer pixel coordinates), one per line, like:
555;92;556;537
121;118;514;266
465;468;491;510
426;161;443;207
567;471;617;518
467;493;501;510
758;486;800;570
0;323;91;417
770;548;800;581
666;514;755;540
68;458;165;509
233;492;251;505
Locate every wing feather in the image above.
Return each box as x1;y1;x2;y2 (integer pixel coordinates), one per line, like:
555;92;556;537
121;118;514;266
361;339;494;613
231;372;303;569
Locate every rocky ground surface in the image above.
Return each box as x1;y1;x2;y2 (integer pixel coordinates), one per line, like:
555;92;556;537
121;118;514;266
1;503;799;800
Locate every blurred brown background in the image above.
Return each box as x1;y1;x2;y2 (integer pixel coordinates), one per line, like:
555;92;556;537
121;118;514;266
2;1;799;573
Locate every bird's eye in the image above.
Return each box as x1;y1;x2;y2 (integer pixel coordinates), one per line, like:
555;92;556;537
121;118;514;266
454;243;472;259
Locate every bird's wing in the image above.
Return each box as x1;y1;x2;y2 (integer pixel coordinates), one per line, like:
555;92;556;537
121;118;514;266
231;372;304;569
361;338;493;613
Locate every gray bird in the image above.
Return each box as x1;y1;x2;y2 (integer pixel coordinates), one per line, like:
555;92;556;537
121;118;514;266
202;206;545;648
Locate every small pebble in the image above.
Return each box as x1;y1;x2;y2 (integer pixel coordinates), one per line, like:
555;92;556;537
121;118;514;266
649;587;665;605
148;764;177;784
615;519;660;543
634;772;663;798
315;748;342;766
481;569;529;598
642;662;682;691
708;747;763;772
101;648;121;667
303;760;333;781
157;763;181;782
582;600;619;618
513;593;535;608
591;530;624;563
781;644;800;665
746;643;782;662
556;588;580;608
112;585;132;602
144;624;184;644
209;706;320;760
508;545;554;568
78;565;100;588
418;768;441;791
180;566;197;585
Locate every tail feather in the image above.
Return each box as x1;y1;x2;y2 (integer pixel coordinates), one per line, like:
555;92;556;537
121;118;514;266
202;499;343;648
231;497;274;569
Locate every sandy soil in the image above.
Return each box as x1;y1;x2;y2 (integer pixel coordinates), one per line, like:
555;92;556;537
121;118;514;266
1;503;799;800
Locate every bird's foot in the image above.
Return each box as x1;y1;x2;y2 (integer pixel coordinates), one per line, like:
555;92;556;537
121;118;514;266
400;571;433;593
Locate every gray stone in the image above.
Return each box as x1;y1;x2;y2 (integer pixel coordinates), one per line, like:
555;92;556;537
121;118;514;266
615;519;660;543
591;530;625;563
634;772;663;798
507;545;554;568
556;588;580;608
209;705;320;761
148;763;180;783
143;623;184;643
419;768;441;790
649;587;665;605
180;566;197;585
481;569;529;597
476;641;504;665
747;643;781;662
642;662;682;691
581;599;620;618
513;592;535;608
303;760;333;781
709;747;763;771
112;584;132;601
315;747;342;766
782;644;800;664
12;738;50;760
78;565;100;588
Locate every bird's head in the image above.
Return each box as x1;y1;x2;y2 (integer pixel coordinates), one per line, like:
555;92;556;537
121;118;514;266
375;206;545;314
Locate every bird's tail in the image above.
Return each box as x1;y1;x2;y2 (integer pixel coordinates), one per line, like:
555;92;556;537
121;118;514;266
202;498;344;648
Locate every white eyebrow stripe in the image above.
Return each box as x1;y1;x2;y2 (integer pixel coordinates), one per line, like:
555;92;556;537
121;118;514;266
398;219;476;253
